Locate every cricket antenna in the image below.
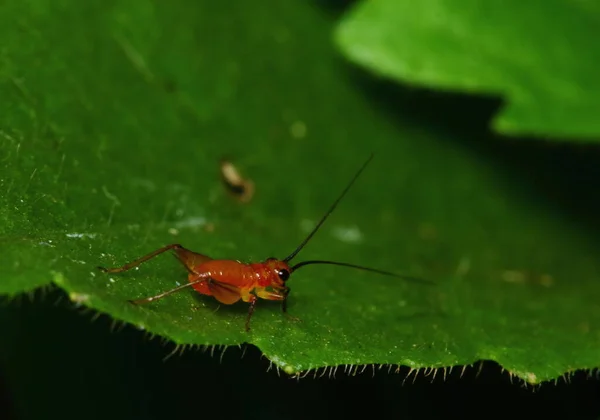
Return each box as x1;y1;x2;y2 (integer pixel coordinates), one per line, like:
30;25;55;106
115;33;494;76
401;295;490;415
290;260;435;285
284;153;374;263
282;153;434;286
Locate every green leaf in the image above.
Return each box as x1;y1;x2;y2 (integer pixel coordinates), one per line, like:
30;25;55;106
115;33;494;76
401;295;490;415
335;0;600;140
2;0;600;385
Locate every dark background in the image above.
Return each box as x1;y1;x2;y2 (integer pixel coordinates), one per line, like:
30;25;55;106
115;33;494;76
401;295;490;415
2;285;599;420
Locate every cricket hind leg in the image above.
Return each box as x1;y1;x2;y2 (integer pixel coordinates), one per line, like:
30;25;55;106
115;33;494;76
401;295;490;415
129;276;209;305
98;243;211;274
98;244;185;273
172;246;212;274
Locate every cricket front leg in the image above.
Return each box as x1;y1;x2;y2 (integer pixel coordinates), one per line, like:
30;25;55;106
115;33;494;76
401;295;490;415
282;287;301;323
255;287;301;324
245;295;258;332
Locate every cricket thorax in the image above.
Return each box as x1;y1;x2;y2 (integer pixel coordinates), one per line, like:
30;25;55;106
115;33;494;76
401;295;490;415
248;258;291;288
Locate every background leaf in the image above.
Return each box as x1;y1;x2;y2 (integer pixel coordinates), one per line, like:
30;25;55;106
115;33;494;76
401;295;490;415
335;0;600;139
1;0;600;392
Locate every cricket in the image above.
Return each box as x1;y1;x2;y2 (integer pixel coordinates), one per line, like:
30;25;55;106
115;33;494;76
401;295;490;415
98;154;433;331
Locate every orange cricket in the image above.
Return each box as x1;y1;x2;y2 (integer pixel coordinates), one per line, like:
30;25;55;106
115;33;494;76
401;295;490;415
98;154;433;331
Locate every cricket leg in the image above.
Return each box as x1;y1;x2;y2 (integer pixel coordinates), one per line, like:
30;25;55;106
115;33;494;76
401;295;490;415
129;276;209;305
98;244;185;273
245;295;258;332
281;287;301;323
255;287;301;324
172;246;212;274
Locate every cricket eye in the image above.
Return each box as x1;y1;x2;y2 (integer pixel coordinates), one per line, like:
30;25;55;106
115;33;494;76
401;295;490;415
277;269;290;281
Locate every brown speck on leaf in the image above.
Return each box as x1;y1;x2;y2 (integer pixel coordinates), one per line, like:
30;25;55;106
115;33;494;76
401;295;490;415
220;159;255;203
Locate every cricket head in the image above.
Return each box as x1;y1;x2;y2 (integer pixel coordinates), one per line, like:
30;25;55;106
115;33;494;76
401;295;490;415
262;257;292;288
